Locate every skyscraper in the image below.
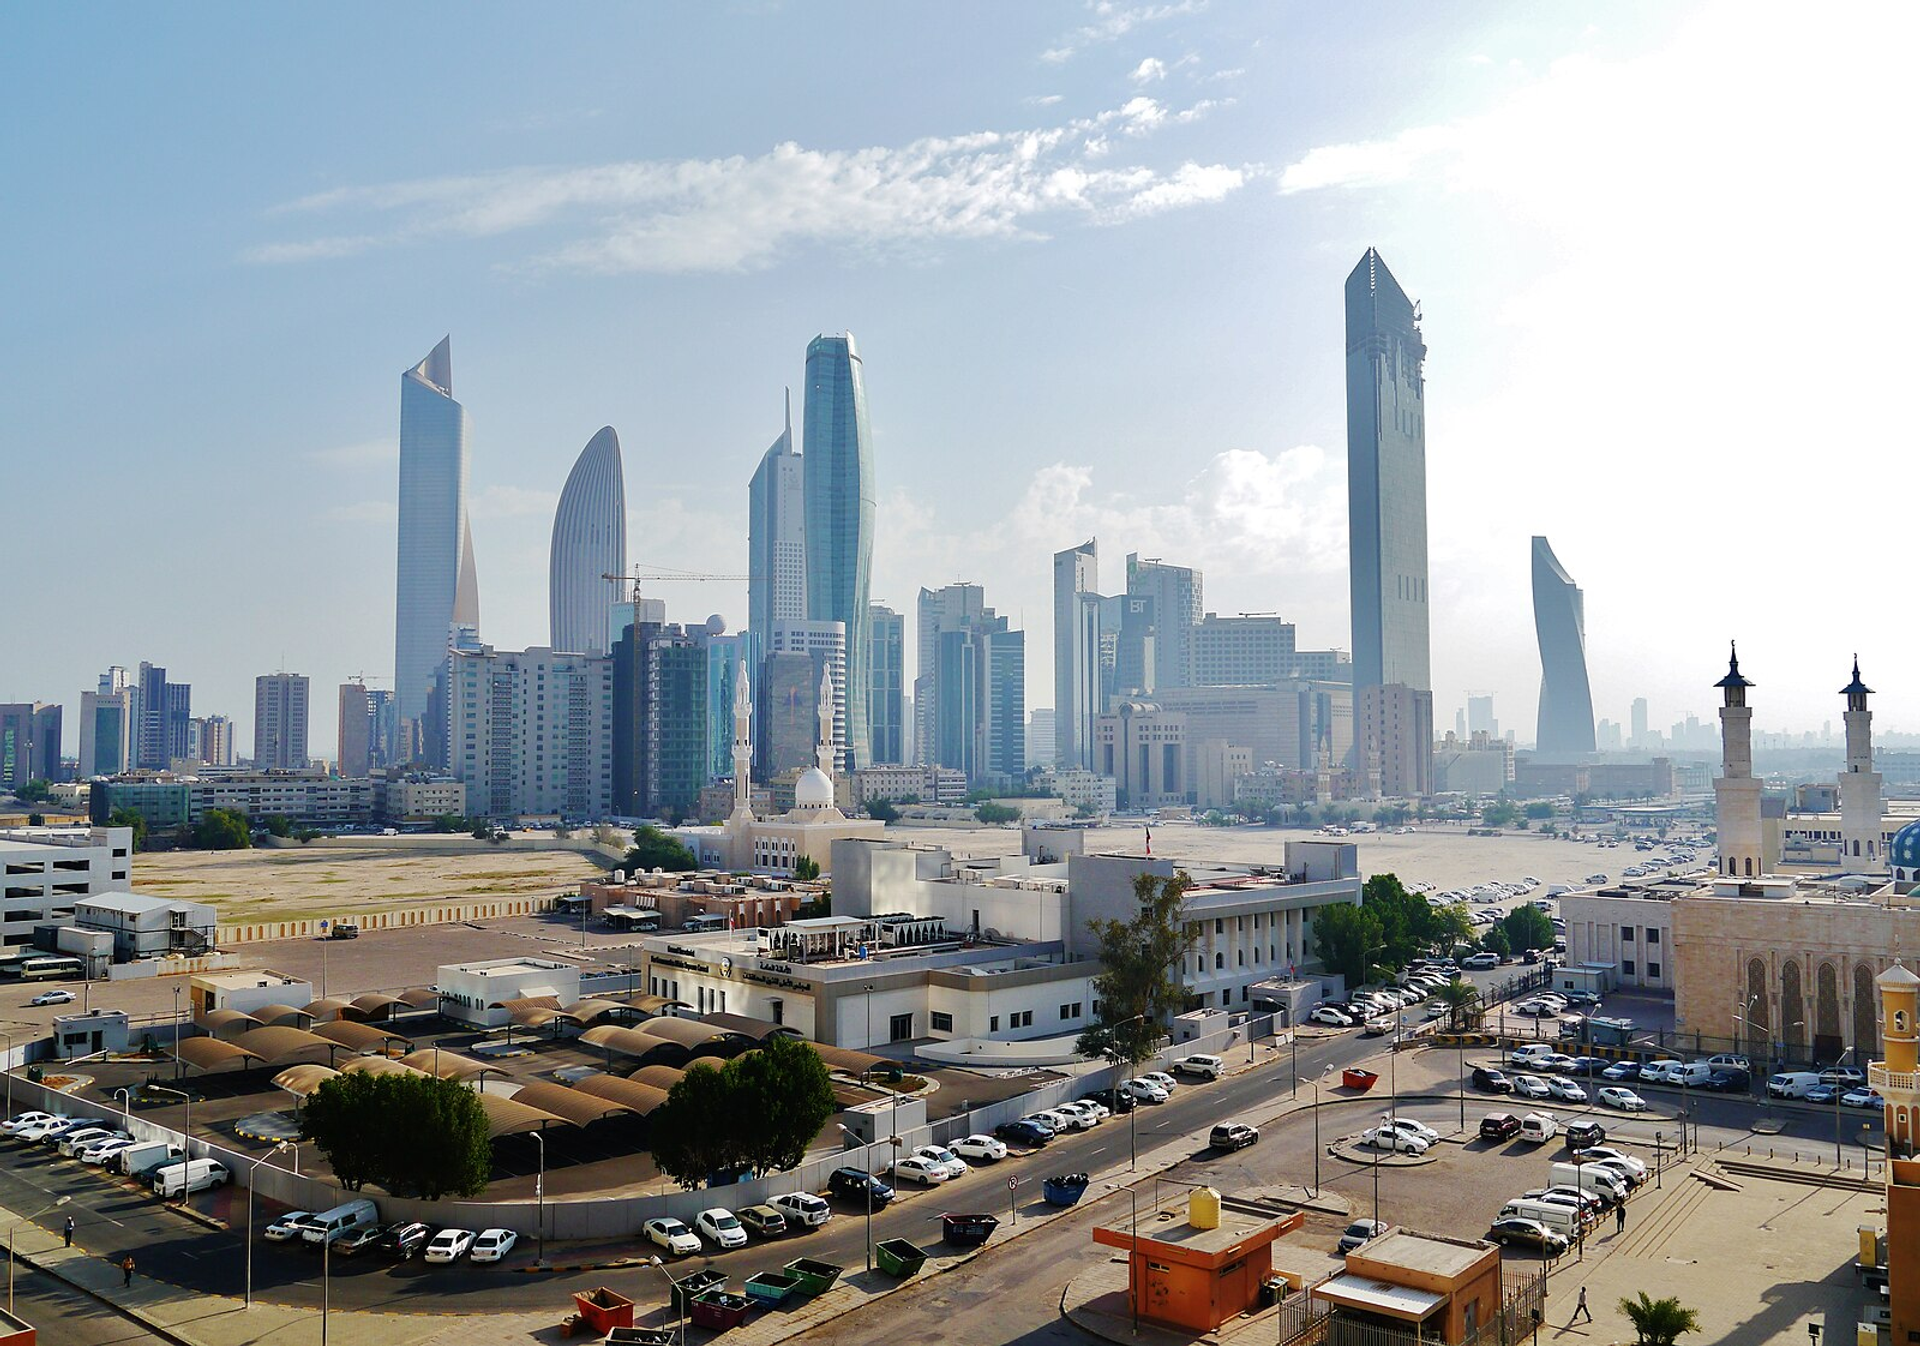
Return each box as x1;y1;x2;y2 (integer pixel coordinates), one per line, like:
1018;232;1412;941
748;391;806;641
1530;536;1595;758
1053;539;1101;769
0;704;60;788
338;681;373;779
394;337;478;765
135;662;190;769
915;583;987;765
1630;697;1650;749
802;335;876;770
549;426;627;658
451;645;612;820
253;673;310;770
79;688;131;777
1345;249;1431;699
1126;554;1203;690
868;603;905;765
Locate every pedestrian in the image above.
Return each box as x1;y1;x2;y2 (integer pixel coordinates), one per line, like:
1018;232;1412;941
1616;1204;1627;1235
63;1216;74;1248
121;1255;134;1288
1571;1286;1592;1325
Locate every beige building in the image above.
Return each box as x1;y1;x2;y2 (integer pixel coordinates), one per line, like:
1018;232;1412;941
1095;700;1186;809
1194;740;1251;810
1560;886;1676;992
1357;682;1431;798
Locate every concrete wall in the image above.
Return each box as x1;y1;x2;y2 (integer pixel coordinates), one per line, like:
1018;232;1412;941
218;895;558;946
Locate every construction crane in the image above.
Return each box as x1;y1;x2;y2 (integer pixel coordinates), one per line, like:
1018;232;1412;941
602;566;753;606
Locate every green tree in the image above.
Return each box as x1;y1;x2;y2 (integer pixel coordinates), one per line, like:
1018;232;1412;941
261;814;293;838
192;807;252;850
865;798;901;823
470;823;493;840
14;779;52;804
108;807;148;852
1480;800;1519;828
1524;801;1554;820
302;1072;490;1198
975;801;1020;825
1503;904;1554;953
1617;1293;1700;1346
626;825;698;873
430;813;465;833
1308;900;1385;988
1480;924;1512;959
649;1062;748;1188
1428;902;1475;950
793;855;821;882
1076;872;1197;1070
1435;978;1483;1031
727;1036;836;1176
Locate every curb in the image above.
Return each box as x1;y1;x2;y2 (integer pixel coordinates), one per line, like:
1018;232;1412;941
12;1246;199;1346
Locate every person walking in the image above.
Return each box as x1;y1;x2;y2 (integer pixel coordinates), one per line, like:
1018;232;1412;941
63;1216;74;1248
121;1255;135;1288
1615;1204;1627;1235
1571;1286;1592;1325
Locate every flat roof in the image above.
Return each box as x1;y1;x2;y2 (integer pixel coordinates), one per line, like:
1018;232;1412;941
442;958;579;977
75;891;185;915
1357;1231;1493;1279
1314;1275;1446;1321
191;970;308;990
1097;1206;1275;1257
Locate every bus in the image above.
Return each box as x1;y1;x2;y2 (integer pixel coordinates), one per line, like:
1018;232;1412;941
681;914;731;934
19;956;84;981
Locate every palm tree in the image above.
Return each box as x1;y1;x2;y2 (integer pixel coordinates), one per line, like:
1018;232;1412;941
1618;1292;1700;1346
1436;978;1482;1032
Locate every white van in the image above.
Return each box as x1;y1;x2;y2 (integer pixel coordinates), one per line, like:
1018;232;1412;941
1668;1062;1713;1088
1519;1113;1558;1144
300;1198;380;1247
1767;1071;1822;1100
1500;1198;1579;1239
152;1158;229;1198
1550;1160;1627;1203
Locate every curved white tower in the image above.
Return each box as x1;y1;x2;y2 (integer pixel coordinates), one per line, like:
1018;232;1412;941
394;337;476;760
549;426;627;656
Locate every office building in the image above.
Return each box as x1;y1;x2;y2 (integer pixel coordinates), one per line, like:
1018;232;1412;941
748;391;806;641
78;688;132;778
0;825;133;950
1151;682;1354;780
868;604;905;765
88;772;377;830
1110;592;1157;700
1053;539;1102;769
1530;536;1595;759
611;619;710;820
698;626;759;786
1096;701;1187;809
337;682;373;780
983;628;1025;782
253;673;310;770
1630;697;1650;749
135;662;190;770
549;425;627;658
1466;694;1496;739
757;651;824;782
450;646;613;821
766;621;847;773
915;584;987;765
0;703;61;788
1345;249;1431;704
394;337;479;766
1189;615;1294;687
1126;554;1202;691
1357;683;1433;798
802;334;876;770
1433;732;1514;794
1026;709;1056;771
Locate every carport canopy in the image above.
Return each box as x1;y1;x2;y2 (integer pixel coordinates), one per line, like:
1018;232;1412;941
397;1048;507;1081
199;1008;262;1039
176;1037;263;1072
272;1064;339;1097
475;1092;572;1140
574;1074;670;1116
231;1025;338;1066
310;1020;412;1052
509;1081;634;1127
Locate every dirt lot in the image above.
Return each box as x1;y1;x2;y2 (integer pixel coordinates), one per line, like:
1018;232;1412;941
130;844;608;923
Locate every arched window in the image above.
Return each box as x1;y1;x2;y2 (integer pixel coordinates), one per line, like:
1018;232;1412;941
1745;958;1770;1058
1781;960;1806;1063
1817;962;1842;1057
1855;963;1880;1058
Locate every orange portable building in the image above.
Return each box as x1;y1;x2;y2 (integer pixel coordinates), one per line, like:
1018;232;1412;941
1092;1192;1303;1333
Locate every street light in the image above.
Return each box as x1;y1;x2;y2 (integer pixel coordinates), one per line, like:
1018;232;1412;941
646;1255;687;1346
1295;1065;1334;1197
112;1087;132;1128
1106;1013;1148;1170
6;1196;70;1313
1828;1046;1857;1166
145;1085;194;1204
835;1122;876;1272
532;1131;547;1268
1103;1182;1141;1336
245;1142;291;1308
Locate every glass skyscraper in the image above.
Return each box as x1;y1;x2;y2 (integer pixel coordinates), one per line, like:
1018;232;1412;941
1531;535;1596;758
802;334;876;770
748;390;806;643
868;603;905;765
1345;249;1431;697
394;337;478;764
550;426;627;657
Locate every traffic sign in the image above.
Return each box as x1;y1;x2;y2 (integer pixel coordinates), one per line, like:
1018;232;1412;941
1008;1177;1020;1189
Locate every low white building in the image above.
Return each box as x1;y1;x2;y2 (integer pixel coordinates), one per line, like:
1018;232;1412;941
1559;884;1679;992
379;776;467;821
189;969;314;1019
437;957;583;1027
0;825;133;950
72;891;218;961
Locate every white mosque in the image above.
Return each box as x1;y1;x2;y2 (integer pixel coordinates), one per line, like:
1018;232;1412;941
671;662;883;877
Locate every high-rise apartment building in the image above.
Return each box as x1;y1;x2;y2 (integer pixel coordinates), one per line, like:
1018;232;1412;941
1345;249;1431;704
933;630;979;780
549;426;626;658
450;645;612;821
983;628;1026;782
188;715;234;767
394;337;479;766
748;391;806;642
868;604;905;765
253;673;310;770
1026;709;1056;771
915;584;987;765
1126;555;1202;691
79;688;132;778
338;682;374;779
1053;539;1102;769
1630;697;1650;749
0;704;61;787
1530;536;1596;759
802;335;876;770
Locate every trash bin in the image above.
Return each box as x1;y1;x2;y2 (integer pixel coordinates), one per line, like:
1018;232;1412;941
1260;1277;1290;1307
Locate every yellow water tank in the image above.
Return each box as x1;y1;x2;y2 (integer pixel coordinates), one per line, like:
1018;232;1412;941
1189;1186;1222;1230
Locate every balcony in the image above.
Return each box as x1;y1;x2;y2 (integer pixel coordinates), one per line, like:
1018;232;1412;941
1869;1062;1917;1095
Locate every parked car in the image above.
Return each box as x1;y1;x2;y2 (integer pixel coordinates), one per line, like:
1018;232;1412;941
1597;1087;1648;1111
1566;1056;1609;1074
1706;1053;1751;1072
1138;1072;1180;1095
828;1167;895;1206
1472;1067;1513;1094
737;1205;788;1239
1120;1079;1168;1105
376;1222;432;1259
1337;1219;1391;1253
1380;1116;1441;1144
1079;1088;1136;1115
1804;1084;1841;1105
1638;1060;1681;1084
1519;1113;1558;1144
331;1226;385;1257
643;1218;702;1256
1702;1069;1750;1093
1028;1108;1087;1133
264;1211;314;1244
469;1228;518;1263
1053;1102;1104;1130
56;1127;118;1158
952;1134;1009;1163
1359;1127;1428;1155
1511;1075;1551;1100
1564;1122;1606;1149
1600;1062;1639;1082
1;1111;56;1135
1821;1066;1868;1087
1545;1078;1586;1103
1844;1087;1887;1109
78;1135;136;1166
1479;1112;1521;1141
1488;1217;1569;1256
994;1119;1054;1148
1209;1123;1259;1152
1172;1054;1224;1080
1462;952;1500;970
695;1209;749;1248
28;990;75;1007
424;1228;477;1264
1574;1147;1648;1183
911;1145;969;1180
1310;1006;1356;1027
890;1155;951;1186
768;1192;832;1229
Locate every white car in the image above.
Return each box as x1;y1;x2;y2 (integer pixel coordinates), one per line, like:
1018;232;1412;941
470;1228;518;1263
1121;1078;1169;1104
694;1209;748;1247
13;1116;74;1143
1545;1078;1587;1102
1359;1127;1429;1155
424;1228;476;1263
1024;1109;1081;1133
951;1134;1007;1163
1;1111;55;1135
1072;1099;1111;1123
644;1218;702;1256
911;1145;969;1180
1379;1116;1441;1144
1574;1146;1648;1182
79;1135;136;1165
263;1211;313;1243
1511;1075;1551;1100
1598;1087;1648;1112
56;1127;116;1158
28;990;75;1007
1053;1102;1103;1129
890;1155;951;1185
1639;1060;1681;1085
1138;1072;1179;1095
1310;1006;1355;1027
1172;1054;1224;1080
768;1192;832;1228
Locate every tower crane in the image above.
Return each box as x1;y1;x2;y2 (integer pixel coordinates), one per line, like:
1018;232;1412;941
602;566;753;605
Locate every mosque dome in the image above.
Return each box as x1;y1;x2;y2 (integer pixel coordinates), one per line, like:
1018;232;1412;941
1891;818;1920;878
794;767;835;810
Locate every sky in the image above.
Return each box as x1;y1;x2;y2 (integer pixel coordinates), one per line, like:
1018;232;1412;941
5;2;1915;761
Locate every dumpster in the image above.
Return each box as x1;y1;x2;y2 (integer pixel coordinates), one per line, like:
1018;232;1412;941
667;1269;727;1312
689;1290;753;1331
940;1213;998;1246
572;1288;636;1335
1341;1068;1380;1091
604;1331;676;1346
874;1238;929;1278
1260;1277;1291;1308
782;1257;845;1296
743;1270;802;1307
1042;1173;1090;1207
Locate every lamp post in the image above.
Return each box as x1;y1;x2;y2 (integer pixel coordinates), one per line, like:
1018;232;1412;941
6;1196;70;1313
647;1256;687;1346
145;1085;192;1204
1296;1066;1333;1197
836;1122;875;1272
532;1131;547;1268
245;1142;290;1308
1829;1046;1856;1166
1104;1182;1141;1336
1;1030;12;1118
112;1087;132;1128
1106;1013;1148;1170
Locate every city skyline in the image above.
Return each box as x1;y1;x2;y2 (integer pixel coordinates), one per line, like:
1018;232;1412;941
9;6;1920;753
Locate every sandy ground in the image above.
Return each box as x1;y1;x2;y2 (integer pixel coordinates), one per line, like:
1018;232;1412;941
129;844;606;922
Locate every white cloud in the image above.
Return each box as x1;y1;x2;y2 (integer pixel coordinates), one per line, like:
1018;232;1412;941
1025;93;1065;106
1130;57;1167;84
1042;0;1208;64
323;499;397;524
306;438;396;467
248;99;1251;274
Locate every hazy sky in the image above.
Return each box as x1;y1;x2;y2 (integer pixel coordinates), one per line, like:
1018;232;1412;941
6;2;1911;759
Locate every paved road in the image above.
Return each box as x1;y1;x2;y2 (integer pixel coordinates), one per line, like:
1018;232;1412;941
5;1273;157;1346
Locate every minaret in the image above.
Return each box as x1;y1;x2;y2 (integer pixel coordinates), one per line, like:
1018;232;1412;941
730;660;754;821
1873;962;1920;1157
815;664;837;778
1713;642;1765;879
1839;656;1885;868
